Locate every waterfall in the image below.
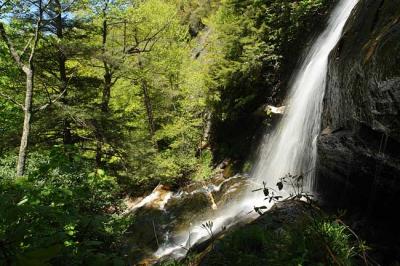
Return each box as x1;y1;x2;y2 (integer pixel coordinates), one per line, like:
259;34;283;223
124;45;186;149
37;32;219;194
251;0;359;191
153;0;359;260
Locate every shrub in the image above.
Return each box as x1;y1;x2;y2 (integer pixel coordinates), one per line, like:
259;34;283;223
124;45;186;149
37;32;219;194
0;151;131;265
199;215;359;266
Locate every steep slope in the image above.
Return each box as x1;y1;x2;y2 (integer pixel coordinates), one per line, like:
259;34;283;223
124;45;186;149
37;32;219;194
317;0;400;262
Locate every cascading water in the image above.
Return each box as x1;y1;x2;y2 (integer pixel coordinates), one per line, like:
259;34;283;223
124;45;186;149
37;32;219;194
252;0;359;191
153;0;359;260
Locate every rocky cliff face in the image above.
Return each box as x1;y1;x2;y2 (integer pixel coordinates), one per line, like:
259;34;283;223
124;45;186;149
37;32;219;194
317;0;400;261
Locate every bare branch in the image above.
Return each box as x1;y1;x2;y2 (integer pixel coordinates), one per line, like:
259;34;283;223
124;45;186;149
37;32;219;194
111;76;119;87
126;20;172;55
1;0;47;69
0;91;25;110
20;37;34;57
28;1;44;64
61;0;77;12
44;84;52;100
33;88;66;112
43;0;54;10
0;23;26;70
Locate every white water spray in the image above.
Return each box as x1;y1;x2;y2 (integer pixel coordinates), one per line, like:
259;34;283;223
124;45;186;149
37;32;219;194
153;0;359;260
252;0;359;190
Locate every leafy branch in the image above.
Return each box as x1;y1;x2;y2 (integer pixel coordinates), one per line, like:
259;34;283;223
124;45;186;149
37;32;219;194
251;170;317;215
200;221;214;239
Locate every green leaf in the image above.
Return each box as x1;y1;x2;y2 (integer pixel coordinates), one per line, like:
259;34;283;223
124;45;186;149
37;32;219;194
97;169;105;176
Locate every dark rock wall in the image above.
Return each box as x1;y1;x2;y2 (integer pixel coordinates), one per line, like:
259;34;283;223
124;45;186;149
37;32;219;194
317;0;400;261
321;0;400;136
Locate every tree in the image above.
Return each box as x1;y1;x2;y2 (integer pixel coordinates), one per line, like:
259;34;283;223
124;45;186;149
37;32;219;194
51;0;73;147
0;0;47;176
0;0;213;182
30;0;82;154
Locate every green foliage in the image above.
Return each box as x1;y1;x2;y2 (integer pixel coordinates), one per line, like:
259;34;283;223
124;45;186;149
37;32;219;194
0;42;23;153
0;0;344;264
0;151;131;265
206;0;334;160
193;149;214;180
200;215;360;266
0;0;335;182
1;1;216;262
107;0;212;185
1;0;213;185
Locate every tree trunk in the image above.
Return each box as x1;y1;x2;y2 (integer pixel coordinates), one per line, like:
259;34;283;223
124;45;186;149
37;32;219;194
95;138;103;168
96;70;111;168
55;0;72;147
96;13;111;168
17;67;33;176
198;111;212;155
102;72;111;113
0;4;42;177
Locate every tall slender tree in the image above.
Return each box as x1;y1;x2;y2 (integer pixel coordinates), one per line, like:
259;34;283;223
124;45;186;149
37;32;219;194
0;0;48;176
53;0;72;146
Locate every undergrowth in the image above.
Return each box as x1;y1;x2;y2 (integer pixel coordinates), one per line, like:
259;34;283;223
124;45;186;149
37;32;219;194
158;173;370;266
160;211;368;266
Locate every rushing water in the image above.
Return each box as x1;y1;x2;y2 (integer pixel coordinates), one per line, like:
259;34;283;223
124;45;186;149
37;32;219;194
152;0;359;260
251;0;359;190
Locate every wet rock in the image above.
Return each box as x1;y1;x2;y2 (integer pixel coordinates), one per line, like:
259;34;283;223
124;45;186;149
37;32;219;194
127;207;168;263
318;0;400;263
165;192;212;230
222;163;234;178
318;0;400;214
266;105;286;115
126;175;253;264
253;104;286;117
212;176;251;209
124;184;173;214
